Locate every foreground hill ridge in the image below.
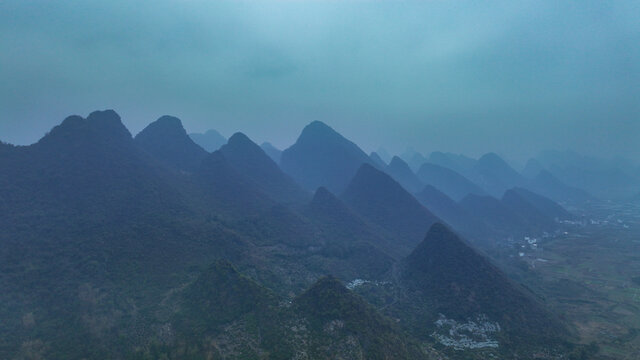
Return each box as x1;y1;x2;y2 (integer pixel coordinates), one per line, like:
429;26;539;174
0;109;586;359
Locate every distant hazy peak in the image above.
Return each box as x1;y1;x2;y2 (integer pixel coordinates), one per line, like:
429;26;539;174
189;129;227;152
389;155;410;169
477;152;508;166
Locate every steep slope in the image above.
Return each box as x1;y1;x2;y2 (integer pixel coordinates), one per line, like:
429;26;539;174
168;266;432;360
260;141;282;163
180;260;277;331
188;129;226;152
501;189;557;231
220;132;308;204
414;185;489;239
0;110;247;359
507;187;574;221
428;151;477;176
399;223;566;349
306;187;394;276
134;115;208;172
167;260;291;359
294;276;428;360
527;170;594;204
342;164;440;252
459;194;533;236
416;162;486;201
470;153;525;197
385;156;424;193
399;148;427;172
280;121;373;193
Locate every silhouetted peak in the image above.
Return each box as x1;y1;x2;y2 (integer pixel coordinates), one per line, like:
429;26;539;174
477;152;507;167
405;223;474;273
356;162;377;174
296;120;343;143
86;110;128;134
59;115;85;129
369;152;386;168
222;132;276;164
137;115;188;137
227;132;256;148
389;156;411;171
156;115;185;130
305;120;333;132
43;110;132;145
312;186;334;202
134;115;207;171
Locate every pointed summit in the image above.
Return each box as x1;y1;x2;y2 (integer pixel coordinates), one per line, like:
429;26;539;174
281;121;372;193
189;129;227;152
342;163;439;250
471;153;525;197
402;223;565;345
220;132;307;203
386;156;423;193
135;115;208;172
294;276;428;359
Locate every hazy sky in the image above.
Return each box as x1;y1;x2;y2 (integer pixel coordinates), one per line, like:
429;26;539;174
1;0;638;162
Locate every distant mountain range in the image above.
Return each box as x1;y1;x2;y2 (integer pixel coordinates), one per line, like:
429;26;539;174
416;162;486;201
0;110;589;359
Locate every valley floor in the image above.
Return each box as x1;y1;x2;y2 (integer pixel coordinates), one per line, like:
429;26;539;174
518;201;640;359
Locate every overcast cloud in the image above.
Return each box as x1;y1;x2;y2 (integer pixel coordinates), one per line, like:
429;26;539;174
1;0;638;162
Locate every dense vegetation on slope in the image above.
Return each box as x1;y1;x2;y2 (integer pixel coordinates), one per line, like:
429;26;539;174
0;111;582;359
397;224;568;354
